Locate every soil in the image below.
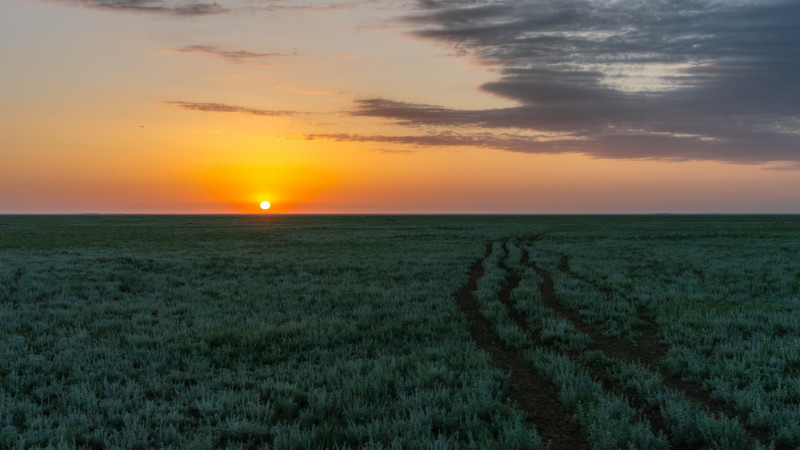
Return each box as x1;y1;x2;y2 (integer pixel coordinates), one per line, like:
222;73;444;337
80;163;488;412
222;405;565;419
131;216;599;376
531;245;768;447
454;244;591;450
496;244;679;448
454;238;772;448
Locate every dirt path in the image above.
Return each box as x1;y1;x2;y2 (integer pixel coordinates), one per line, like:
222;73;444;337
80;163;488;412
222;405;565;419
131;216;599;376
455;244;590;450
457;238;772;447
558;255;665;358
494;244;677;447
525;245;769;447
529;252;667;377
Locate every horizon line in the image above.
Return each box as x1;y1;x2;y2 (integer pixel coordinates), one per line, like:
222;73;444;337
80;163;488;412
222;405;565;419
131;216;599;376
2;212;800;217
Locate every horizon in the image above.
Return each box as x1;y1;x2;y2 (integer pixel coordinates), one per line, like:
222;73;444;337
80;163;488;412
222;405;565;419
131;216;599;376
4;212;800;217
3;0;800;214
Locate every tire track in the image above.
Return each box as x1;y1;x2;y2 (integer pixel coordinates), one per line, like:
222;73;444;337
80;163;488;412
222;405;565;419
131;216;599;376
524;244;769;447
527;251;666;375
496;243;677;448
455;244;590;450
558;255;664;357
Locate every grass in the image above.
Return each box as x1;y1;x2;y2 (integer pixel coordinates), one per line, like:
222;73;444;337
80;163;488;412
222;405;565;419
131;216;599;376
0;216;545;449
1;215;799;448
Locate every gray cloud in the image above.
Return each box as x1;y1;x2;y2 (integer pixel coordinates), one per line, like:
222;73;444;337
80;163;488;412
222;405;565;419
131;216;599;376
173;45;296;63
160;101;295;116
349;98;800;162
47;0;364;15
305;131;560;151
365;0;800;163
764;162;800;171
49;0;228;15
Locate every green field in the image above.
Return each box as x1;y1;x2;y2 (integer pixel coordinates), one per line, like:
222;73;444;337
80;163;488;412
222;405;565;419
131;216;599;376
1;215;799;449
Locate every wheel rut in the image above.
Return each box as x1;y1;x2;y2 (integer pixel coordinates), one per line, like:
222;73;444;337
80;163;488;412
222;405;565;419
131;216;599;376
496;244;677;448
557;255;665;360
455;244;590;450
526;245;769;447
530;252;667;376
458;238;773;448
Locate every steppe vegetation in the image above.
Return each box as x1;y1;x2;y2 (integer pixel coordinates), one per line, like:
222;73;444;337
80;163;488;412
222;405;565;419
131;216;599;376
1;215;799;449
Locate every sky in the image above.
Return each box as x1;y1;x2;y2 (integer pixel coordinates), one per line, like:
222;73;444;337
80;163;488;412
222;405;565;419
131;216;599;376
2;0;800;214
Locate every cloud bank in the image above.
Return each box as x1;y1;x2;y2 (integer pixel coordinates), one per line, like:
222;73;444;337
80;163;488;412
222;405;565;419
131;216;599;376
55;0;800;162
344;0;800;163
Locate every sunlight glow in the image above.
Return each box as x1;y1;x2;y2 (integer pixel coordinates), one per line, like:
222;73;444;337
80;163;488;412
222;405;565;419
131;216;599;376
260;201;271;210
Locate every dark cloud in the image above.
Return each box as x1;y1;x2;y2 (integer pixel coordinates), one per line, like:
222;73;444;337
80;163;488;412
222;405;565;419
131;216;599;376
370;0;800;163
160;101;295;116
50;0;229;15
348;98;800;162
173;45;296;63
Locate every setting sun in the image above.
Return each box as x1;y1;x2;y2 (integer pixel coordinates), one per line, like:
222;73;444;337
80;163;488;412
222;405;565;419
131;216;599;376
260;201;271;210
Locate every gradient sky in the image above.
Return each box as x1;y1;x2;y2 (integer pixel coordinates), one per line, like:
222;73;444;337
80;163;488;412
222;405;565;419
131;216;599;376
2;0;800;213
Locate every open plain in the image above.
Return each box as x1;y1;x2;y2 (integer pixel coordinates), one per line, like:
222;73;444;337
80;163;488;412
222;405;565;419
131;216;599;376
1;215;799;449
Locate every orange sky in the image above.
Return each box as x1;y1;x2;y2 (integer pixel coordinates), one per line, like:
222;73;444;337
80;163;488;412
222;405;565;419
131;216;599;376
2;0;799;213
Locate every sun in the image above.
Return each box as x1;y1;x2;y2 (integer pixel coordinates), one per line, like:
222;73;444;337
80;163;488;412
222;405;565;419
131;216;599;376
260;201;271;210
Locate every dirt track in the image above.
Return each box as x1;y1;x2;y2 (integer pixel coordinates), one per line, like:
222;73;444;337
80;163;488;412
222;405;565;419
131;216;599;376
549;251;769;447
454;244;590;450
454;237;768;449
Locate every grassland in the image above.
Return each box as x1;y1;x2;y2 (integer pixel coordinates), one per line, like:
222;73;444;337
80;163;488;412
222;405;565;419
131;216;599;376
1;215;799;449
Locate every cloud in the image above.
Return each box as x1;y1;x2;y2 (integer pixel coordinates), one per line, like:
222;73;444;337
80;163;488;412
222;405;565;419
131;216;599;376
246;1;354;12
307;131;523;148
171;45;296;63
348;98;800;162
368;0;800;163
764;162;800;171
304;130;590;153
48;0;229;15
159;101;295;117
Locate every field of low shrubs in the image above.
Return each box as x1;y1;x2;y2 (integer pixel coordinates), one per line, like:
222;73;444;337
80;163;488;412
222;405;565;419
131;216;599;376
1;215;798;449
